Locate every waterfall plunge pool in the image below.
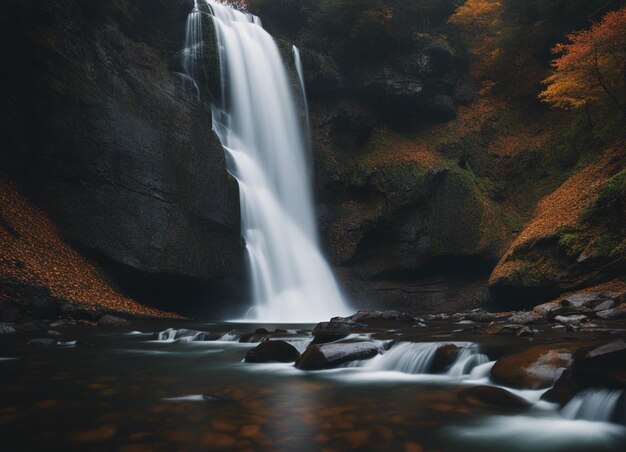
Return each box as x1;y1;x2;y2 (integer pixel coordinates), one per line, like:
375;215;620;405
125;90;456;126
1;320;625;451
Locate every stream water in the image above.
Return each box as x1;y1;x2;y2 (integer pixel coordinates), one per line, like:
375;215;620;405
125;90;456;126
1;322;624;451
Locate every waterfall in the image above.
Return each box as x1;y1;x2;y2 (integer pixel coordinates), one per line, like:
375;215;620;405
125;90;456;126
561;389;623;422
183;1;351;322
292;45;312;159
181;0;203;100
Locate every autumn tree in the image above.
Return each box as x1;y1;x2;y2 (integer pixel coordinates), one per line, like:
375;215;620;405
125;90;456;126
540;7;626;117
448;0;502;80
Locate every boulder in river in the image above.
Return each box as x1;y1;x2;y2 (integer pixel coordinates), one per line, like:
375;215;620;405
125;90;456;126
430;344;460;373
245;340;300;363
490;344;575;389
295;342;379;370
543;340;626;405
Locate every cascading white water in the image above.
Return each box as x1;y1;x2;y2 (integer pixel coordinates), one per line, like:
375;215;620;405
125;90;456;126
292;45;312;155
361;342;488;375
447;345;489;377
184;1;351;322
181;0;203;100
561;389;623;422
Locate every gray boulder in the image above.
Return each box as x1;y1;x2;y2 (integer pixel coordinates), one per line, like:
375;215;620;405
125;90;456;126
296;342;379;370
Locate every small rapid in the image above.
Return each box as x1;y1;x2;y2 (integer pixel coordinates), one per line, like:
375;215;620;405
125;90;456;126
562;389;624;422
359;341;489;376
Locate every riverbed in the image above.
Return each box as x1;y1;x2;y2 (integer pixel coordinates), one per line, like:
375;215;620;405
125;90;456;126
1;321;625;451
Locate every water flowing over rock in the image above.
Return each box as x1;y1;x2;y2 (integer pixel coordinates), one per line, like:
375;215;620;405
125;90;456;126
360;342;488;376
561;389;623;422
184;1;352;322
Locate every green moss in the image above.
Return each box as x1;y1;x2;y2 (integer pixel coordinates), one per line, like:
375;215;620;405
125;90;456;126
502;210;523;233
558;231;584;256
582;168;626;229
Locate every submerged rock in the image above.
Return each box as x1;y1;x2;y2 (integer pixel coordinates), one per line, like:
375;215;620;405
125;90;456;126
27;338;57;347
459;385;530;409
295;342;379;370
490;344;575;389
245;340;300;363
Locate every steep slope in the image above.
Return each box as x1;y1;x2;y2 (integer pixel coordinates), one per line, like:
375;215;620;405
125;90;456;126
490;145;626;308
0;179;178;320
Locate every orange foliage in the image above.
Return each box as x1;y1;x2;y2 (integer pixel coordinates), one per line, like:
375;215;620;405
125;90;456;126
363;130;443;169
491;150;621;281
0;180;179;319
448;0;502;79
540;7;626;114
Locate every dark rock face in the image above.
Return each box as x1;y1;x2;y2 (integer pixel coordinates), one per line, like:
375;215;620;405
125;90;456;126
0;279;64;322
307;86;509;313
295;342;379;370
245;340;300;363
98;315;128;327
0;0;244;309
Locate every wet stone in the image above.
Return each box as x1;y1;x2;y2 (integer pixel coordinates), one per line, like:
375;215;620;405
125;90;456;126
296;342;379;370
0;324;16;335
245;340;300;363
594;300;616;312
490;344;575;389
27;338;57;347
508;311;539;325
